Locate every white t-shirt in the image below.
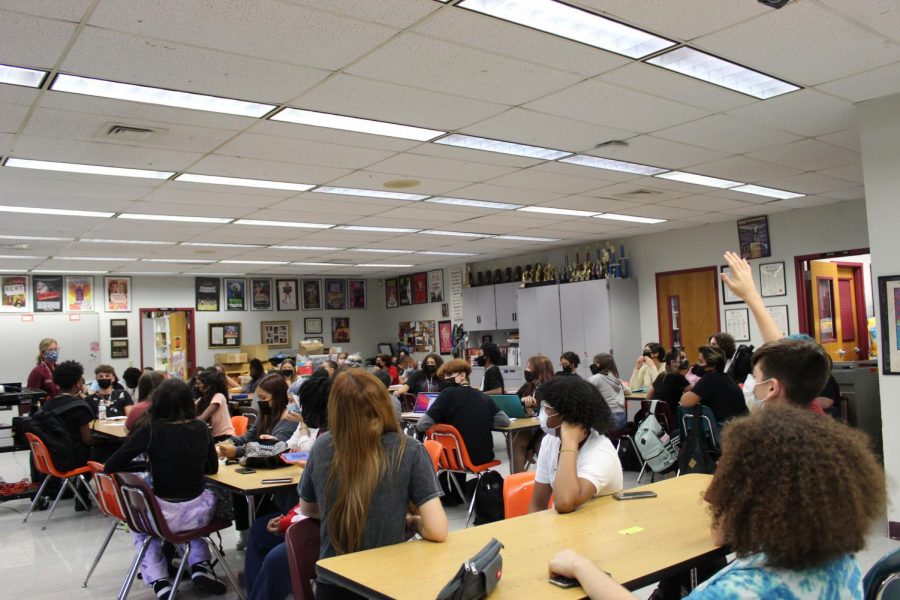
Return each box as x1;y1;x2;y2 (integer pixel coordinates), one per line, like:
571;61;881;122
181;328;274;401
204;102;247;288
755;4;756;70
535;430;623;497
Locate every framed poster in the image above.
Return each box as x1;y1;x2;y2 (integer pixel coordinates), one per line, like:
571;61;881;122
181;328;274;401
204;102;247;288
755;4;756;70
261;320;291;348
209;322;241;348
759;262;786;298
104;276;131;312
428;269;444;303
250;278;273;311
110;339;129;359
301;279;321;310
398;275;412;306
737;215;771;260
724;308;751;342
276;279;299;311
324;279;346;311
65;275;93;312
224;278;246;311
439;320;453;355
720;266;742;305
348;279;367;309
1;275;28;311
304;317;323;334
878;275;900;375
331;317;350;343
385;278;399;309
110;318;128;339
413;272;428;305
32;275;63;313
195;277;220;312
765;304;790;337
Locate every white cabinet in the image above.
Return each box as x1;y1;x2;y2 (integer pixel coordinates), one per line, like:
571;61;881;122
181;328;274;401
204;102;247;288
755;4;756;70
494;282;520;329
462;284;518;332
517;285;563;367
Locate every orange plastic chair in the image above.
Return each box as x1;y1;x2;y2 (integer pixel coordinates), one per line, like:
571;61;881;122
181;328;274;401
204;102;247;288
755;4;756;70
231;415;249;436
503;472;536;519
423;439;442;473
23;432;98;530
83;462;130;588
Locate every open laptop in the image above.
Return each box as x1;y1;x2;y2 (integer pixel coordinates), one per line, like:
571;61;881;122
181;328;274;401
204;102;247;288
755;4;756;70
413;392;439;413
490;394;528;419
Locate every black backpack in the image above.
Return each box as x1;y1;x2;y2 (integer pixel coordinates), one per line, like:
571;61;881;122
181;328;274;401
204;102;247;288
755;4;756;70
471;471;504;525
25;399;91;472
677;406;718;475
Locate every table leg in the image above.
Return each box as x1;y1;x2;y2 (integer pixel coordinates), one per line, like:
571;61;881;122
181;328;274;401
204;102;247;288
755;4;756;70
247;494;256;528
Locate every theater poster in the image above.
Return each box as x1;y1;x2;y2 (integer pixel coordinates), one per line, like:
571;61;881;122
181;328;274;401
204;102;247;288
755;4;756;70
33;275;63;313
66;275;94;312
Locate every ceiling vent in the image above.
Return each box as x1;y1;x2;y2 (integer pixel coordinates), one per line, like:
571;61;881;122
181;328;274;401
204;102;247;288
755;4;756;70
97;123;160;142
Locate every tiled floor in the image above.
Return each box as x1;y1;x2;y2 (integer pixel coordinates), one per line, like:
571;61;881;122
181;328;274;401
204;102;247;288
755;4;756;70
1;432;896;599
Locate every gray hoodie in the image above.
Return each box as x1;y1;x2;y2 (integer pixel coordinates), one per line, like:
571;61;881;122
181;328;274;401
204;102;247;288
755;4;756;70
588;372;626;414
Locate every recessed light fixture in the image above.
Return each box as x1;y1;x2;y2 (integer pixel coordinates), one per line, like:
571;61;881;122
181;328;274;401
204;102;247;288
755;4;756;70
0;205;114;218
419;230;488;238
118;213;232;224
51;74;276;117
292;262;355;267
80;238;173;245
593;214;667;224
336;225;419;233
180;242;264;248
270;108;445;141
0;235;73;242
458;0;675;59
55;256;134;262
0;254;45;259
351;248;416;254
220;260;289;265
271;245;345;251
141;258;215;264
313;187;429;201
5;157;173;179
647;46;800;100
32;269;108;274
0;64;48;88
426;197;522;210
175;173;314;192
494;234;560;242
518;206;599;217
419;251;478;256
655;171;743;189
559;154;669;176
356;263;414;268
435;134;570;160
233;219;333;229
730;185;804;200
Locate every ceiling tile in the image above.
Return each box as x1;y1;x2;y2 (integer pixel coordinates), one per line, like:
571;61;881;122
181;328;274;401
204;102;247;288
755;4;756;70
143;186;287;209
583;182;688;203
661;194;753;212
816;61;900;103
284;0;440;29
817;163;864;184
215;132;394;170
0;11;77;67
248;120;421;153
770;196;842;210
408;143;541;169
449;183;567;205
187;155;351;185
688;155;801;183
756;172;856;195
584;135;729;169
822;186;865;201
529;161;640;184
0;101;31;133
680;211;741;224
725;89;856;137
816;128;861;152
654;114;801;154
0;0;93;21
623;205;702;220
722;202;792;216
319;170;471;196
485;169;609;196
11;134;204;171
367;153;520;183
0;84;40;106
265;196;403;218
0;168;159;197
0;132;12;154
817;0;900;44
746;139;860;171
538;196;642;213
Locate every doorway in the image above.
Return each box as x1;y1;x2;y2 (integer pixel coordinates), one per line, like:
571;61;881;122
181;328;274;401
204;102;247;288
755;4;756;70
656;267;720;354
139;308;196;380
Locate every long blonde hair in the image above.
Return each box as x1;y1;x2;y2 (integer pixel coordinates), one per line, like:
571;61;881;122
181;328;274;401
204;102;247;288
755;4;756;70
325;369;405;554
36;338;57;365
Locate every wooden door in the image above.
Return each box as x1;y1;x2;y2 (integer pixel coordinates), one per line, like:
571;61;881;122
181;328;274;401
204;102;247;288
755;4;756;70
656;267;720;354
810;261;843;359
835;264;865;360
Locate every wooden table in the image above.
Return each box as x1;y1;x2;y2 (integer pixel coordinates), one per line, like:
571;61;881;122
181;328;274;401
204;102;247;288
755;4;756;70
318;474;723;599
91;419;128;439
205;461;303;526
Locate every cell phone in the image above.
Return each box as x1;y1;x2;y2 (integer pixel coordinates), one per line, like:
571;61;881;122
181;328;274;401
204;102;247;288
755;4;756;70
235;467;256;474
549;575;579;589
613;490;658;500
281;451;309;464
261;478;293;484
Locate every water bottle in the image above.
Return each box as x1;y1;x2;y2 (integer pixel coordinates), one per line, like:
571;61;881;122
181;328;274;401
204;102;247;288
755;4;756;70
98;399;107;420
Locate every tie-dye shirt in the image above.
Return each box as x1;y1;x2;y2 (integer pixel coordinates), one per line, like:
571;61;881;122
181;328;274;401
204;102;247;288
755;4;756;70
687;553;863;599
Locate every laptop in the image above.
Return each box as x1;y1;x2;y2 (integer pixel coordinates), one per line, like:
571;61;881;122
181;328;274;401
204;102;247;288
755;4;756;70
413;392;439;414
490;394;528;419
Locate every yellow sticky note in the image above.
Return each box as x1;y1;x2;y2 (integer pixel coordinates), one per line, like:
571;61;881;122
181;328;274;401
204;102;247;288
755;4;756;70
617;526;644;535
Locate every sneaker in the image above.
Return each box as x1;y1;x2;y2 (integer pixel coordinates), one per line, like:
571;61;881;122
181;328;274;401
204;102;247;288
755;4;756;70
191;561;226;596
152;578;173;599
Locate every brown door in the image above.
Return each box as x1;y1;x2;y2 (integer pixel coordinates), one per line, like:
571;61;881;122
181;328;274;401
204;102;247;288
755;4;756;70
656;267;720;354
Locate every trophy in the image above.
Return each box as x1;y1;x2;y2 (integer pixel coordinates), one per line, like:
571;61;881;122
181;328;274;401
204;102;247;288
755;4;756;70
533;263;543;283
522;264;533;286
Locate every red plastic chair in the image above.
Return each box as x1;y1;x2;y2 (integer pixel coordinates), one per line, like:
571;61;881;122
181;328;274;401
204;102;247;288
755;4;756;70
503;472;535;519
82;462;128;588
114;472;243;600
423;439;442;473
426;424;501;527
23;432;99;530
231;415;249;436
284;518;321;600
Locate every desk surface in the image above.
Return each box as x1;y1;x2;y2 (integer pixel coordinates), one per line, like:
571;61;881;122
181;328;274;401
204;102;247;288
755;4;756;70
205;462;302;494
318;474;720;600
92;419;128;438
400;414;540;432
626;391;648;400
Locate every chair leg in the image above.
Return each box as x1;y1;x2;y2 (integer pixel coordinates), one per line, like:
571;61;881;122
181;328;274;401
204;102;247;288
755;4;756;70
118;536;152;600
78;473;101;507
465;473;481;528
204;536;245;600
83;519;119;587
41;478;69;530
448;471;469;505
169;543;191;600
69;476;91;512
23;475;52;523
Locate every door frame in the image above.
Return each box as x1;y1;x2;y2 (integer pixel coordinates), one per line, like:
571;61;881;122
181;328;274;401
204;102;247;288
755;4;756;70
655;266;721;348
138;307;196;375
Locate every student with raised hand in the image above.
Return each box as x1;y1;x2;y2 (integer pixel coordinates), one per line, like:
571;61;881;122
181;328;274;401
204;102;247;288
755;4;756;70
746;337;832;414
195;370;235;442
530;376;623;514
628;342;666;391
547;405;886;599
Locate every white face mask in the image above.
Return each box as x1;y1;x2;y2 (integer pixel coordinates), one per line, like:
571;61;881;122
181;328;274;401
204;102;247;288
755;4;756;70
538;407;559;437
743;374;773;412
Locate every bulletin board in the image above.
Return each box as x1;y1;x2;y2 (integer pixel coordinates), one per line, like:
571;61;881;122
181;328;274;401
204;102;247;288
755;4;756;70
398;320;436;353
0;312;102;385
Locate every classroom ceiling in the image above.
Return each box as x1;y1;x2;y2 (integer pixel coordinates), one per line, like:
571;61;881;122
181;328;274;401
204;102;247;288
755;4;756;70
0;0;893;278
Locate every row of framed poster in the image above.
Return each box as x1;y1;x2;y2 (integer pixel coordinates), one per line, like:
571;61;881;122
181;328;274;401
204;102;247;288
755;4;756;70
1;274;132;313
384;270;444;309
720;261;787;305
196;277;368;312
723;304;790;342
209;316;352;349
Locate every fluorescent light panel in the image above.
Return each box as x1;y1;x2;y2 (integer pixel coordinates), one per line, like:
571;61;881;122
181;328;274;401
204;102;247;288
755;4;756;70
175;173;314;192
518;206;598;217
33;269;108;274
81;238;173;245
51;74;275;117
730;185;804;200
5;157;173;179
559;154;668;176
292;262;355;267
0;234;73;242
419;251;478;256
180;242;264;248
647;47;800;100
494;235;559;242
419;230;487;238
271;245;345;251
313;187;428;201
271;108;445;141
233;219;333;229
655;171;743;189
142;258;214;264
356;263;414;268
220;260;289;265
0;254;44;259
0;205;114;218
435;133;569;160
55;256;134;262
336;226;419;233
0;64;47;88
351;248;415;254
118;213;232;224
458;0;674;59
426;197;522;210
594;213;666;224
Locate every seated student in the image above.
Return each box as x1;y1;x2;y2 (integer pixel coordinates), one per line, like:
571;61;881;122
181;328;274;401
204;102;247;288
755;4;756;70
708;332;752;385
195;370;235;442
398;354;417;384
517;354;555;414
373;354;400;385
372;369;403;422
680;346;748;424
212;363;241;389
586;354;626;431
548;405;886;599
746;338;833;415
394;353;443;396
285;371;331;452
647;349;691;419
105;379;226;598
415;359;510;465
477;343;505;394
529;377;622;514
217;373;296;458
629;343;666;390
124;370;166;432
556;351;581;377
86;364;133;418
242;358;265;393
248;369;447;600
121;366;142;400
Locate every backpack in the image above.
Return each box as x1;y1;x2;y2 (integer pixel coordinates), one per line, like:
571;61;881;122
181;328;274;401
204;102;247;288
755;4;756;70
633;400;678;473
677;406;718;475
470;471;504;525
25;398;92;472
616;436;643;472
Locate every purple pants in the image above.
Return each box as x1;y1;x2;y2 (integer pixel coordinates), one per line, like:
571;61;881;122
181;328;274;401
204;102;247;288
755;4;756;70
132;489;216;584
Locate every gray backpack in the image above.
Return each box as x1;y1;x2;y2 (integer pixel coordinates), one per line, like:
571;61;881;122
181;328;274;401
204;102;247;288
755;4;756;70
634;400;678;473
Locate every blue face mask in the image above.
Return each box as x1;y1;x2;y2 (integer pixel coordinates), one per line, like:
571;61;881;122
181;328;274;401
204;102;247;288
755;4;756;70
538;407;559;437
44;350;59;363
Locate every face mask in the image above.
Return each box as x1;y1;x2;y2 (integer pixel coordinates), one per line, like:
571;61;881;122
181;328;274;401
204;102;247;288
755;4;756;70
523;370;535;383
588;363;600;375
690;364;706;377
561;364;572;373
44;350;59;363
97;379;113;390
475;356;486;367
258;401;272;415
423;364;436;376
642;351;652;359
743;374;762;412
281;369;294;378
538;407;559;437
438;378;458;391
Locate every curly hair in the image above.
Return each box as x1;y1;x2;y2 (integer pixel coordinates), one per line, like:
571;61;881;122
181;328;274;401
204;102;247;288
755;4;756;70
705;406;885;570
52;360;84;391
535;375;612;435
299;371;332;430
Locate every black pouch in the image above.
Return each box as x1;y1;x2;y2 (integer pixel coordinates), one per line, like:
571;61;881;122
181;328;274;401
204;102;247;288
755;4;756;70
435;538;504;600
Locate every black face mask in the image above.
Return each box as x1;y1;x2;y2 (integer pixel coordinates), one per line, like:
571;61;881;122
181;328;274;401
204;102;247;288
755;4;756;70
423;364;437;376
642;351;653;358
258;401;272;415
438;379;458;391
690;364;706;377
281;369;294;378
523;370;535;383
589;363;601;376
97;379;113;390
678;359;690;371
475;356;486;367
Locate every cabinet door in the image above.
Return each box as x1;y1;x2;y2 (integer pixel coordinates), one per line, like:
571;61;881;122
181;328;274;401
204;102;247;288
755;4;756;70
494;282;520;329
581;280;611;378
517;287;540;362
559;283;586;373
461;287;481;331
535;285;563;364
478;286;497;330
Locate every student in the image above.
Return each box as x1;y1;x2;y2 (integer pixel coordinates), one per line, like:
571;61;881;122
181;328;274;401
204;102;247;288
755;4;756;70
212;363;241;389
121;366;142;400
628;343;665;391
124;370;166;432
372;369;403;422
398;355;417;384
556;351;581;377
85;364;133;417
517;354;554;413
27;337;60;404
217;373;296;458
586;354;626;431
250;369;447;600
746;338;832;414
277;359;297;387
708;332;752;385
285;370;332;452
530;376;622;514
394;353;443;396
374;354;399;385
647;349;692;419
477;342;504;394
105;379;227;598
415;359;510;465
195;370;235;442
242;358;265;393
547;406;886;599
335;351;348;368
680;346;747;424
